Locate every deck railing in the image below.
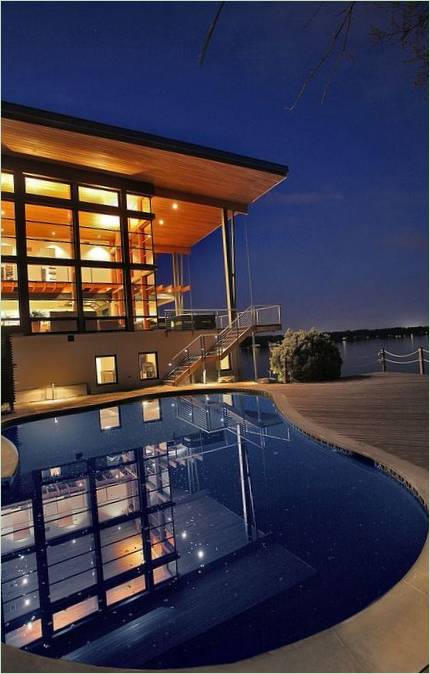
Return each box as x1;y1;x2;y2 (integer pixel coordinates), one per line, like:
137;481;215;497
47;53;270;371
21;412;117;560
161;305;281;332
378;347;429;374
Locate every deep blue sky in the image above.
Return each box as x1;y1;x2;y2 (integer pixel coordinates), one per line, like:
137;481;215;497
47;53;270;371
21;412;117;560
2;1;428;330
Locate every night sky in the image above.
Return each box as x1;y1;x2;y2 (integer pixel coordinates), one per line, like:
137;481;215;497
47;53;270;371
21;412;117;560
2;2;428;330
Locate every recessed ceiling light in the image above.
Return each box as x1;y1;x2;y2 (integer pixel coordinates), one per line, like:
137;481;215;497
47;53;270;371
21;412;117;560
172;203;178;210
159;219;164;225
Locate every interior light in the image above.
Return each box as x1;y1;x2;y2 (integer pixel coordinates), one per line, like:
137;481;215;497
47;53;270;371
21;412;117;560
27;623;33;631
159;219;164;225
172;203;178;210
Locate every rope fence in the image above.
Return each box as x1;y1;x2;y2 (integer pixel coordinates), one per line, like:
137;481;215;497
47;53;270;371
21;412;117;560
378;346;428;374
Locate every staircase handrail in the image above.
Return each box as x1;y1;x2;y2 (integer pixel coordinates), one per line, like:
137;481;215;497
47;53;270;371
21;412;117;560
165;333;216;380
164;304;281;382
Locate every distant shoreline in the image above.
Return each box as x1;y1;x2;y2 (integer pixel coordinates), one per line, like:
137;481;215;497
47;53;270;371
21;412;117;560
241;326;429;348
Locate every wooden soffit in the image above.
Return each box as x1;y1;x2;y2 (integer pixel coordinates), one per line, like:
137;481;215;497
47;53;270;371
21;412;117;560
2;103;288;212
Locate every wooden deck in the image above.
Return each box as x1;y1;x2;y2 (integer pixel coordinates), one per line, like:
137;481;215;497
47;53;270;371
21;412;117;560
269;373;428;470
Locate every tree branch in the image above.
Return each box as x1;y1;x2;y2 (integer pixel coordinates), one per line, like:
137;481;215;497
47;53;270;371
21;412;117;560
199;2;225;66
287;2;355;111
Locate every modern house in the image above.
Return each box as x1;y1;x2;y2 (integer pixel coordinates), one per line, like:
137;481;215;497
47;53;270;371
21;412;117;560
1;102;288;406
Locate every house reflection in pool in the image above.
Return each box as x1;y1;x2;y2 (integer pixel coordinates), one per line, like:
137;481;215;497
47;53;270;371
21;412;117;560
1;394;305;658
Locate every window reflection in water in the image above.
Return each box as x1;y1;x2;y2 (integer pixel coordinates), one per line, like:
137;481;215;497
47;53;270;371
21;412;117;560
1;393;285;651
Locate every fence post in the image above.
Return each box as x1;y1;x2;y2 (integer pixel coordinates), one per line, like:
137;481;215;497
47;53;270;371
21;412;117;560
380;348;387;373
201;335;207;384
418;347;425;375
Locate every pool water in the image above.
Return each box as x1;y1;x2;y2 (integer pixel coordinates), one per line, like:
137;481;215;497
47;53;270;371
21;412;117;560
2;392;427;669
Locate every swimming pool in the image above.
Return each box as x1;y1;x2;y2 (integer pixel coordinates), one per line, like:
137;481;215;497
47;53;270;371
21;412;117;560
2;392;427;669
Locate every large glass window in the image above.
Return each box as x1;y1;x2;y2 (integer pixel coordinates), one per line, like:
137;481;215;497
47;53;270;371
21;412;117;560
144;448;171;508
5;619;42;648
2;552;39;623
95;355;118;385
138;352;158;380
153;561;177;586
79;211;122;263
142;399;161;422
47;533;97;602
128;218;154;265
82;267;125;330
28;264;77;333
149;508;176;560
131;269;157;330
1;500;34;554
126;193;151;213
42;477;91;540
1;262;20;326
25;176;71;200
100;519;144;580
79;185;119;207
25;204;74;259
1;172;14;193
2;200;16;255
1;169;160;335
53;595;98;632
99;406;121;430
95;459;140;522
106;574;146;606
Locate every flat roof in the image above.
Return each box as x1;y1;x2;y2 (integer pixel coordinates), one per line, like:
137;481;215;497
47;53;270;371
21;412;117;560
2;102;288;211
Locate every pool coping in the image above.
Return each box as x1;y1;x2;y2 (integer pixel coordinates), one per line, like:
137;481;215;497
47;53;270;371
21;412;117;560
1;381;428;673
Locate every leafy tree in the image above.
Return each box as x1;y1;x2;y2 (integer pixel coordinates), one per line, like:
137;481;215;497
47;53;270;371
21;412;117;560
270;328;342;382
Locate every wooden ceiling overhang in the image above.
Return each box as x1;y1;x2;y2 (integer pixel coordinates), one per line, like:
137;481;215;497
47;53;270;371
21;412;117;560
2;102;289;254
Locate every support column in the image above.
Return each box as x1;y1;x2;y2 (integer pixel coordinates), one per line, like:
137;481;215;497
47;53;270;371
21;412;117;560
221;209;237;325
236;424;257;543
171;253;183;316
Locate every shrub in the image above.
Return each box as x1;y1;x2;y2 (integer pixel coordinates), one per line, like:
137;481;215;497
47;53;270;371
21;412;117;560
270;329;342;382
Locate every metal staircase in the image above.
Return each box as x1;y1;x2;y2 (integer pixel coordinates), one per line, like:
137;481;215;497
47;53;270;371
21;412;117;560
163;305;280;386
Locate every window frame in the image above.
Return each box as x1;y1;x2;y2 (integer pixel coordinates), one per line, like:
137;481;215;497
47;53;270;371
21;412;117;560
138;352;159;382
95;354;118;386
1;160;158;334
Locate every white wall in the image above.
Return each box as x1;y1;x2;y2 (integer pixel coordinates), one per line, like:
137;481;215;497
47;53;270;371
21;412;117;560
11;329;216;395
